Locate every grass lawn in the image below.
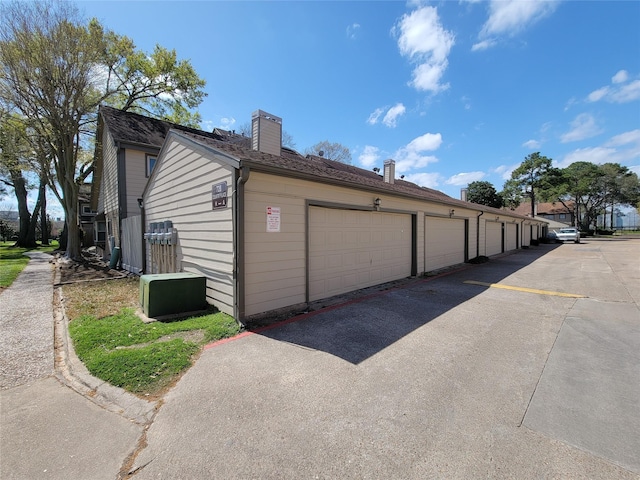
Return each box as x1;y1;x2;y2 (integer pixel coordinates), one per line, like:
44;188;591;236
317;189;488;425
63;278;241;397
0;241;59;288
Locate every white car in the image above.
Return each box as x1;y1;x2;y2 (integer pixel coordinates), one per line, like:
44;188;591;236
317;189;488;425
554;227;580;243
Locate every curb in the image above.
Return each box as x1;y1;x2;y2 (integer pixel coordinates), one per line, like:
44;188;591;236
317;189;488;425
53;285;158;426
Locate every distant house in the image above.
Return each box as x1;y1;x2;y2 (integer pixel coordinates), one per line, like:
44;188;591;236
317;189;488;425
142;109;547;323
78;183;96;247
513;201;575;226
90;105;244;270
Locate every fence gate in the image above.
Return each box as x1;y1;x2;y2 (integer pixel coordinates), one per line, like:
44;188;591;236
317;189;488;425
121;215;143;274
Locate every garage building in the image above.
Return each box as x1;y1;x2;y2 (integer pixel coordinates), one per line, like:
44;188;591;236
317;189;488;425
143;110;546;323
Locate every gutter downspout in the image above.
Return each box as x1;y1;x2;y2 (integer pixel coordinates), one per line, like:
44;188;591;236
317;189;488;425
476;211;484;258
139;199;146;273
234;166;250;325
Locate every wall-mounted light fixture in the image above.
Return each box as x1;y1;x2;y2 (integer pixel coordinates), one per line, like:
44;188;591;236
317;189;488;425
496;216;500;221
137;198;144;209
374;198;381;211
449;209;455;217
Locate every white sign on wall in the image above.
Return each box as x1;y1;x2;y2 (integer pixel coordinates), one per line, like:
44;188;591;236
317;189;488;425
266;206;281;232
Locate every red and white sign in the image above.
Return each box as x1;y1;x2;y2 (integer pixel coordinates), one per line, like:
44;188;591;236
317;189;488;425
266;206;281;232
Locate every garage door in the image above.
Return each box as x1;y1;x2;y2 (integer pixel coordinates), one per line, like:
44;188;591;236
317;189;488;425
485;221;503;256
425;216;466;271
506;223;518;251
309;207;412;302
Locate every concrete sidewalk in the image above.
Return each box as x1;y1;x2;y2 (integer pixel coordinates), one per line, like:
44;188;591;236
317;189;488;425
0;252;144;480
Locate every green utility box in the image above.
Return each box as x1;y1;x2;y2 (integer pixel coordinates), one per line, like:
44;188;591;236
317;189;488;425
140;273;207;318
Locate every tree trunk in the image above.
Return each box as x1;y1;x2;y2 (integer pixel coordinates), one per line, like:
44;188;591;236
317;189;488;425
10;170;37;248
40;177;49;245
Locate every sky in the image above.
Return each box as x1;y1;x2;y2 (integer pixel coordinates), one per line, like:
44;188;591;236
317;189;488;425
3;0;640;218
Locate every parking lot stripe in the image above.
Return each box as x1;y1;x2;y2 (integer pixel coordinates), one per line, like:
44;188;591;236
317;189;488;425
463;280;586;298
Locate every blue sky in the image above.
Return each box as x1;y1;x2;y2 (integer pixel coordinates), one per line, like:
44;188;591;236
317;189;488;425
3;1;640;218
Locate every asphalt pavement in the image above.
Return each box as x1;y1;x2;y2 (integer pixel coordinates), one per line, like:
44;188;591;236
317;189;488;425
1;241;639;479
129;239;639;479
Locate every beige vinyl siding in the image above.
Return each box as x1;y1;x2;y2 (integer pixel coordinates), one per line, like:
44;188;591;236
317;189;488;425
244;172;480;316
144;138;235;316
485;221;503;256
424;216;466;271
124;149;148;218
98;128;118;216
522;223;532;246
506;223;518;251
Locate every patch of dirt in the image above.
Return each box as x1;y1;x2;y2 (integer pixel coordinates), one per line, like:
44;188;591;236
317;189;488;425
56;250;129;284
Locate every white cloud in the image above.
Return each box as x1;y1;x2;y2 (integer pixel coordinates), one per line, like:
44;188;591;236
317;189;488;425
471;39;496;52
558;129;640;168
474;0;559;51
393;5;455;93
481;0;559;37
382;103;406;128
560;113;603;143
605;129;640;147
347;23;361;40
402;172;443;189
367;108;384;125
445;171;485;186
587;73;640;104
392;132;442;172
406;132;442;151
493;163;521;180
358;145;380;168
612;80;640;103
612;70;629;84
523;139;541;149
219;117;236;129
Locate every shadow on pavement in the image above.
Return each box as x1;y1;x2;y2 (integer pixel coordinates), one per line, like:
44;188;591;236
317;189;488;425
256;243;561;364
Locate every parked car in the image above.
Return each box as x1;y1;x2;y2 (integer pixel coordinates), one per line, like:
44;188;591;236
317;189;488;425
554;227;580;243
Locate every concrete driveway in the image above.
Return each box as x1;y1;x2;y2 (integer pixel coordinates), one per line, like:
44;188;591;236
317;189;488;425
130;239;639;479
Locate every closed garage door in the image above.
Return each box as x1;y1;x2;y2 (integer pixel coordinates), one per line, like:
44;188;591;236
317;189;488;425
425;216;466;271
309;207;412;302
485;221;502;256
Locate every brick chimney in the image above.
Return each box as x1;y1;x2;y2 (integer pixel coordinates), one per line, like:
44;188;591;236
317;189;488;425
383;159;395;184
251;110;282;156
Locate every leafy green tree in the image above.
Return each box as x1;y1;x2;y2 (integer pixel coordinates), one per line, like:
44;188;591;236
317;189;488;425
306;141;352;164
598;163;640;228
503;152;557;217
467;181;503;208
0;113;44;247
0;0;207;259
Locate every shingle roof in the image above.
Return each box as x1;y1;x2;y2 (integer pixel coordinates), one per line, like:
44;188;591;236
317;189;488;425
172;130;530;219
99;105;219;147
95;106;542;222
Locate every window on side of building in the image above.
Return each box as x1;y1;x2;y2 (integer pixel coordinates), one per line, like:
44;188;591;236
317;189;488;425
146;155;157;177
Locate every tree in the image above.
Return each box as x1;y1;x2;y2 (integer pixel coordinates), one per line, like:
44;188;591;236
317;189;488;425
599;163;640;228
467;181;503;208
306;141;352;164
549;162;602;230
0;0;206;259
503;152;557;217
0;113;43;247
